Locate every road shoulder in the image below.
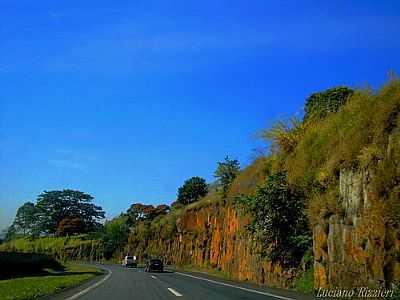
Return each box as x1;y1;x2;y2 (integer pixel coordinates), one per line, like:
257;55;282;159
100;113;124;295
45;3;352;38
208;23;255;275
44;264;110;300
166;266;316;300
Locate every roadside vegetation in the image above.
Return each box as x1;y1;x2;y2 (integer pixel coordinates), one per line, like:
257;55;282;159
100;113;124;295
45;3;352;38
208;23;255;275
0;261;101;300
0;236;104;261
0;251;102;300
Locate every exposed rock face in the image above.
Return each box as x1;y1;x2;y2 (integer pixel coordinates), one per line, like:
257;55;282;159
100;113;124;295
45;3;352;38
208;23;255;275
313;168;400;288
144;204;294;287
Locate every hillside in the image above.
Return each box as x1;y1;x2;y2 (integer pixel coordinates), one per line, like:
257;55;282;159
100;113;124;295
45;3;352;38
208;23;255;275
2;79;399;293
122;79;400;289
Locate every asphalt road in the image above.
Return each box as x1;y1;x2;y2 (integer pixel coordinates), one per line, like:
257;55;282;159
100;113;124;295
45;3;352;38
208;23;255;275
56;264;315;300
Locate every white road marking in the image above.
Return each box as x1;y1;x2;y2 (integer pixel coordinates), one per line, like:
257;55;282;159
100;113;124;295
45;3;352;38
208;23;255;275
173;272;295;300
151;275;157;279
64;267;112;300
167;288;183;297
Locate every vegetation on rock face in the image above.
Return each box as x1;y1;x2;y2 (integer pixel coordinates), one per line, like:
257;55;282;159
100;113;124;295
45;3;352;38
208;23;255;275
293;267;314;294
238;171;311;266
287;80;400;226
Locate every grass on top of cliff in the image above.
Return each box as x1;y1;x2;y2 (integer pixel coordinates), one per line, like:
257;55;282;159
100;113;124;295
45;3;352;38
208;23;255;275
284;79;400;186
264;78;400;226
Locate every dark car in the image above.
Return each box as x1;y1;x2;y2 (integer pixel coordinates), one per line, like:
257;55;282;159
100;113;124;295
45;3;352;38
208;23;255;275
145;259;164;272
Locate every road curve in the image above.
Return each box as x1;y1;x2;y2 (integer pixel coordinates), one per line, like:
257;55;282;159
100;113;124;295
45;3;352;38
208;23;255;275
54;264;315;300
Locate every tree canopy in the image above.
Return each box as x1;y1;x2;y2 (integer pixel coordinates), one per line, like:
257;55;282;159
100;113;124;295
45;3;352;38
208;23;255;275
56;218;84;236
214;156;240;196
35;189;105;235
103;215;130;259
11;202;38;235
9;189;105;236
126;203;170;225
177;176;208;205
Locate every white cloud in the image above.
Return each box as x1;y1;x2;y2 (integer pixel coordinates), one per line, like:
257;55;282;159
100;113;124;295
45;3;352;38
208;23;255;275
48;149;93;171
48;159;85;171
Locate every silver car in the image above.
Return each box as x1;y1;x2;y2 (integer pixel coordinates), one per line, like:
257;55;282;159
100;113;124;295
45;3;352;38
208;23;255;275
122;255;137;268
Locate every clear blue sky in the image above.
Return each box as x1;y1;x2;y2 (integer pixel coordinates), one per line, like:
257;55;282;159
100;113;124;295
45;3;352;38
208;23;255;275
1;0;399;231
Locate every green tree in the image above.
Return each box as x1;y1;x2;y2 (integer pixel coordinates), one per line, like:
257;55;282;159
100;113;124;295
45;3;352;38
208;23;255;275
11;202;38;235
214;156;240;196
304;86;353;120
239;171;310;266
103;215;129;259
177;177;208;205
35;189;105;234
4;225;16;241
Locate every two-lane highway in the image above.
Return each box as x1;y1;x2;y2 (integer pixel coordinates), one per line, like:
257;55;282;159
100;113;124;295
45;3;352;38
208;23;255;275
58;264;314;300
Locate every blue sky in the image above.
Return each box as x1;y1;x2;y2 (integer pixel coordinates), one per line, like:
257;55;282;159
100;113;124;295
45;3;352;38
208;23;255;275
1;0;399;231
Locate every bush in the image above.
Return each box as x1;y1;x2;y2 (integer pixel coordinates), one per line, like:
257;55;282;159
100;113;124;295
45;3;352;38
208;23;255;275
238;171;311;266
0;252;64;279
304;86;353;121
293;267;314;294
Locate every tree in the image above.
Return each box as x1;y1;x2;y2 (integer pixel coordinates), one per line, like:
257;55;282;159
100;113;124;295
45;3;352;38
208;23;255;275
126;203;170;225
127;203;152;225
152;204;170;218
35;189;105;235
214;156;240;196
239;171;310;266
177;177;208;205
11;202;38;235
0;229;5;244
4;225;16;241
304;86;353;120
103;215;129;259
56;218;84;236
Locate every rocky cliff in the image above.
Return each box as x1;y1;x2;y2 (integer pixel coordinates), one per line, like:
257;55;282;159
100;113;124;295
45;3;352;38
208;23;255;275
141;202;294;287
127;80;400;291
314;132;400;289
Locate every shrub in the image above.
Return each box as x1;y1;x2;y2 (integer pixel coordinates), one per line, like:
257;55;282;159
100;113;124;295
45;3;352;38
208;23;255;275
238;171;311;267
0;252;64;279
304;86;353;121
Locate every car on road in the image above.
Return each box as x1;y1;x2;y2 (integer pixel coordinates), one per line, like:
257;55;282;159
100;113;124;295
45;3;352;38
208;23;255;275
122;255;137;268
145;258;164;272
